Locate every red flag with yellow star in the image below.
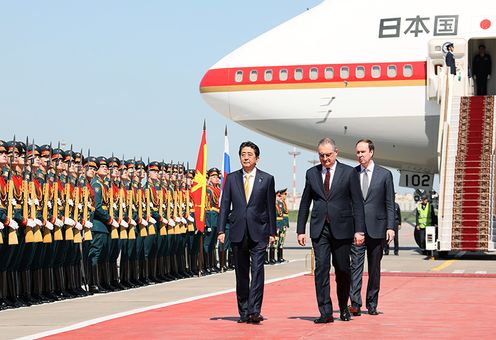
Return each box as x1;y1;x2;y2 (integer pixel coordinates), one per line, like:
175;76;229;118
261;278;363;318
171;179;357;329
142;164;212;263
191;120;207;232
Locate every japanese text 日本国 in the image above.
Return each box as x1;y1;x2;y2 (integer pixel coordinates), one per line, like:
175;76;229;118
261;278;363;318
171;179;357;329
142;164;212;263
379;15;459;38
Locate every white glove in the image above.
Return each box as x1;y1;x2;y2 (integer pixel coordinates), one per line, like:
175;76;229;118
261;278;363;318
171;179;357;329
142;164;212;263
84;220;93;229
45;221;54;230
473;75;477;80
47;201;53;209
188;215;194;223
149;217;157;224
55;218;64;227
168;219;176;227
111;219;119;228
130;219;137;226
140;219;148;227
163;218;168;225
34;198;40;206
75;222;83;231
27;219;36;228
34;218;42;226
64;217;76;226
9;219;19;229
0;222;4;230
120;220;129;228
181;217;187;224
175;216;181;223
68;199;74;206
11;199;17;205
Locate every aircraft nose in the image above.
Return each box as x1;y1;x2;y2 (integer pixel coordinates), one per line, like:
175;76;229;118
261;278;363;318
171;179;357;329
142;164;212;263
199;68;231;119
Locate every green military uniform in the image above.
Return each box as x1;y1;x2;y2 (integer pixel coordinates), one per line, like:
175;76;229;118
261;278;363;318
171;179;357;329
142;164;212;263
205;168;221;273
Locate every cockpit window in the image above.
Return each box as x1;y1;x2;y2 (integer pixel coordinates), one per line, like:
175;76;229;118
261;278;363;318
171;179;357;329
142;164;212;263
235;70;243;83
250;70;258;82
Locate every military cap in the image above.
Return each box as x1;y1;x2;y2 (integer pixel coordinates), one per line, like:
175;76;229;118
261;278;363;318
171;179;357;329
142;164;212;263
6;141;26;155
27;144;40;158
39;144;52;157
84;156;98;169
73;152;82;164
279;188;287;194
51;148;64;161
446;42;454;48
135;160;145;170
146;160;160;172
125;159;135;169
96;156;108;168
187;169;195;178
208;167;221;177
159;162;167;171
172;163;179;173
63;150;75;163
107;156;120;168
0;140;7;153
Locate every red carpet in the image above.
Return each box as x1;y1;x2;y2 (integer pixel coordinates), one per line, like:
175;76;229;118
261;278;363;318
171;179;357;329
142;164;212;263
452;96;493;251
42;273;496;339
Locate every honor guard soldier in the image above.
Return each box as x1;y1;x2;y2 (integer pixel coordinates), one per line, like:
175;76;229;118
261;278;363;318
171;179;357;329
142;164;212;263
185;169;199;275
144;160;162;283
278;188;289;262
133;159;150;285
205;167;221;273
81;156;97;293
88;156;119;293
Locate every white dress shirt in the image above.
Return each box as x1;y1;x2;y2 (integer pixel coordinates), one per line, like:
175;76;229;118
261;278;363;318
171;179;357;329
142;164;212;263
360;160;375;189
243;167;257;200
321;162;336;192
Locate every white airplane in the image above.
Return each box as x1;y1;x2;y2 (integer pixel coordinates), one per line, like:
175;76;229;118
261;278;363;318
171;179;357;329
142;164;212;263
200;0;495;189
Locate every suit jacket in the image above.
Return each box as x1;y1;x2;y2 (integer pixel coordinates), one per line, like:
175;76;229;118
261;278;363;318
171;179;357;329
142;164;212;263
218;168;276;243
297;161;365;240
446;51;456;75
355;164;395;239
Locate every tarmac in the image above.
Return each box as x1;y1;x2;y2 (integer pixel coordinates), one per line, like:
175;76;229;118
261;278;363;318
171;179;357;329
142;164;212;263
1;222;495;339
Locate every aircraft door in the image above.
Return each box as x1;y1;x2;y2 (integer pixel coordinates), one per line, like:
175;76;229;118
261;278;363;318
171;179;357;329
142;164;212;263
469;38;496;95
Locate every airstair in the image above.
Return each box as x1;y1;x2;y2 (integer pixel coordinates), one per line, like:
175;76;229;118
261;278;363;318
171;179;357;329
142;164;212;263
434;50;496;252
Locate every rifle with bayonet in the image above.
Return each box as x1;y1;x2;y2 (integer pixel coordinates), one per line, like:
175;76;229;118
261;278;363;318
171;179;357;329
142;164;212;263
177;164;187;234
30;139;43;243
53;142;63;241
82;149;92;241
23;137;35;243
145;157;156;235
137;158;148;237
158;164;167;236
109;153;119;239
127;158;136;240
185;162;194;233
72;150;83;243
42;142;53;243
166;161;175;235
64;144;74;241
6;135;19;245
118;155;128;239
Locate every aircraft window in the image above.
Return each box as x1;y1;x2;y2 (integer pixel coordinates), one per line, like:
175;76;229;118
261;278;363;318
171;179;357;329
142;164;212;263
325;67;334;79
235;71;243;83
340;66;349;79
279;69;288;81
294;68;303;80
372;66;381;78
310;68;318;80
264;69;273;81
250;70;258;82
387;65;397;78
356;66;365;79
403;64;413;77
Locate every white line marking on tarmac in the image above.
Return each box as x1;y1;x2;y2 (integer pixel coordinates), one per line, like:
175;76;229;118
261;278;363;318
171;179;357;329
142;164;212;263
475;271;487;274
21;271;311;340
452;269;465;274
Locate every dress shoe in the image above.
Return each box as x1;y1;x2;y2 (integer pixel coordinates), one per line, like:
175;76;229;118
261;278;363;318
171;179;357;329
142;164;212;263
384;250;389;255
348;304;361;316
313;316;333;324
237;316;249;323
394;251;399;256
247;314;264;324
368;307;379;315
340;308;351;321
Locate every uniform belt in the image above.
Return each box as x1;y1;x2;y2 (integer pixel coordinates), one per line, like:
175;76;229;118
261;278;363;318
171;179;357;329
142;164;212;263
209;207;220;212
277;217;283;221
102;206;108;211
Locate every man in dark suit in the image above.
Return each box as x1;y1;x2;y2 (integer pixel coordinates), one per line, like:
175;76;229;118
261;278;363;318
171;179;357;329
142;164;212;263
218;141;276;324
297;138;365;324
349;139;395;316
445;42;456;75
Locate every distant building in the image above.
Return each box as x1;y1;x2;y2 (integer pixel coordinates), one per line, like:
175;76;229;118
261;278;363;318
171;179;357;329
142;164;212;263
395;193;416;211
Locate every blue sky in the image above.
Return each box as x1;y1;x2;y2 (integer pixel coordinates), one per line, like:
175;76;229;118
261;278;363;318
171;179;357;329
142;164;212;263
0;0;409;193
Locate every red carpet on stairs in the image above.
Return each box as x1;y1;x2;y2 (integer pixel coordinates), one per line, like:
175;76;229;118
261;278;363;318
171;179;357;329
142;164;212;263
452;96;493;251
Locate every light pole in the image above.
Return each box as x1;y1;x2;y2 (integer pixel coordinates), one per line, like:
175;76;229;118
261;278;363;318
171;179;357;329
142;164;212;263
288;147;301;210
